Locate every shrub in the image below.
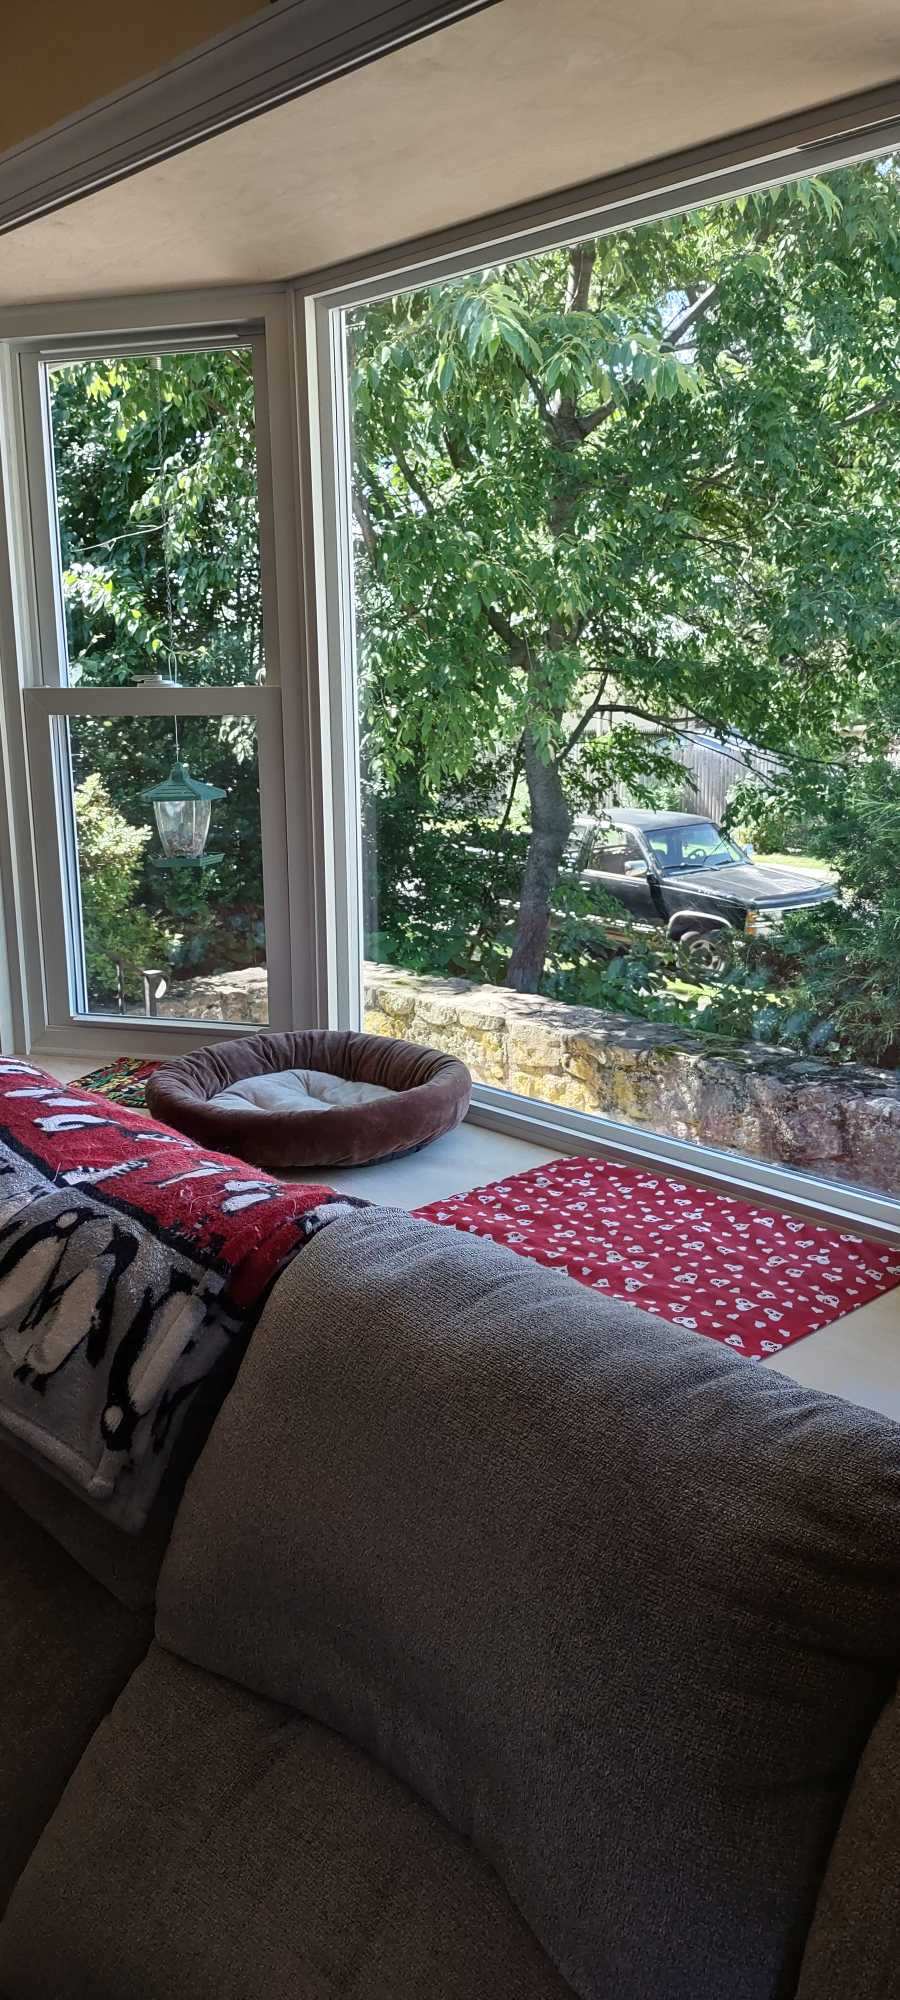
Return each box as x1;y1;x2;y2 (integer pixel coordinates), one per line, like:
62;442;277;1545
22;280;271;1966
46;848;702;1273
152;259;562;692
724;775;812;856
362;771;530;982
743;759;900;1066
74;775;174;1007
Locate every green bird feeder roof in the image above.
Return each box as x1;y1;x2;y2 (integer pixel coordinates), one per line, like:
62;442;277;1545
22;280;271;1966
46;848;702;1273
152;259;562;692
140;762;226;804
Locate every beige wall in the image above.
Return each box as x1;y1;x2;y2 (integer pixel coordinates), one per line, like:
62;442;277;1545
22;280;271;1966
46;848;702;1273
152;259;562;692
0;1;259;155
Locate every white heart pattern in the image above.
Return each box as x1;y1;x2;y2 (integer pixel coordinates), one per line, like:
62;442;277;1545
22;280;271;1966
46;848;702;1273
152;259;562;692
413;1154;900;1363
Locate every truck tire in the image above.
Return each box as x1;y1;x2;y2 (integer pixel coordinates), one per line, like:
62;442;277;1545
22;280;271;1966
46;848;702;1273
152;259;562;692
676;927;735;977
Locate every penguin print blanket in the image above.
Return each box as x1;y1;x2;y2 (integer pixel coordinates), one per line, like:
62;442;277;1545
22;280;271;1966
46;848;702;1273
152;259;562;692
0;1058;357;1530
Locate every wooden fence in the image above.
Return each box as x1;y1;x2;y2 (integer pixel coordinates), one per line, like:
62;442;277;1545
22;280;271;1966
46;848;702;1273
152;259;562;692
600;714;783;822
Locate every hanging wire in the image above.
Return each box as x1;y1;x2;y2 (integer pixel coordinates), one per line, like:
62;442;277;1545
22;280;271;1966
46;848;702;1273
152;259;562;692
154;355;180;761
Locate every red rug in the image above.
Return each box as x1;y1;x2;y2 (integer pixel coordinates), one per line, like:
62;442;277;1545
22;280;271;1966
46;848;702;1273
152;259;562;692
414;1156;900;1361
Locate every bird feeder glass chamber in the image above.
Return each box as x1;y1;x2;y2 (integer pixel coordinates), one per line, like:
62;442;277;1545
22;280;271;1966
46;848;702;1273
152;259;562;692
140;763;225;868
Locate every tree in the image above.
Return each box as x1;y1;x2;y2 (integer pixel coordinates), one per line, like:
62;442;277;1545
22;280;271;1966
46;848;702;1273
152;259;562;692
349;159;900;997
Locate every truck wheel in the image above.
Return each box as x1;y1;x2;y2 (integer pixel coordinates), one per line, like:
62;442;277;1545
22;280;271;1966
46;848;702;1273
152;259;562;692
676;928;734;977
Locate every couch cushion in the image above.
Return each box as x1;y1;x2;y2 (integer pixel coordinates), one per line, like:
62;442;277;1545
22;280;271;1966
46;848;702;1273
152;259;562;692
158;1208;900;2000
0;1437;172;1610
0;1488;152;1911
796;1688;900;1998
0;1644;572;1999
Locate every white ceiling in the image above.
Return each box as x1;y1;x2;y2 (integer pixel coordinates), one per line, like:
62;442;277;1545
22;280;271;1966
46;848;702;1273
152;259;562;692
2;0;900;306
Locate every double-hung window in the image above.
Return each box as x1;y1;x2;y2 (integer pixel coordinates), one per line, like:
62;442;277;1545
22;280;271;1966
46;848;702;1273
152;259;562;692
2;295;313;1054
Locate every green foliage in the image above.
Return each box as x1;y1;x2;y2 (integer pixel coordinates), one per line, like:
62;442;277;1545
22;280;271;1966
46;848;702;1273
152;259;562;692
663;758;900;1067
51;164;900;1065
53;349;262;689
755;760;900;1065
350;155;900;1056
724;775;815;858
52;351;266;986
363;770;528;980
74;776;173;1007
564;727;691;816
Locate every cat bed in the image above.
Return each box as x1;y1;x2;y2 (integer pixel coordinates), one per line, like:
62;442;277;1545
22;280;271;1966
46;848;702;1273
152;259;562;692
145;1029;472;1171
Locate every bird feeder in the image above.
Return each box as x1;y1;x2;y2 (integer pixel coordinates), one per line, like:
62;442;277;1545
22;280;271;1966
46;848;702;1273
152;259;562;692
140;762;225;868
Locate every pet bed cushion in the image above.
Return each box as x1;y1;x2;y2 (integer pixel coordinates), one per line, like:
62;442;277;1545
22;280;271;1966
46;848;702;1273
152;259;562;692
210;1069;394;1117
146;1030;471;1170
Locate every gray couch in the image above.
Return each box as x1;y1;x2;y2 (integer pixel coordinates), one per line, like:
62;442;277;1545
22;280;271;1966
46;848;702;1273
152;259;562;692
1;1206;899;1998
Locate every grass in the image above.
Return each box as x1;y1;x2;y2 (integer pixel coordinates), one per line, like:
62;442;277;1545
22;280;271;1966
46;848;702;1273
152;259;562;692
754;849;837;880
666;974;717;1002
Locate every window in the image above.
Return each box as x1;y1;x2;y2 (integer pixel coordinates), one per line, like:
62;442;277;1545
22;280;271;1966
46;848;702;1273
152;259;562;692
45;349;264;689
2;132;899;1236
9;308;301;1044
64;714;268;1022
644;823;744;872
587;829;644;876
315;142;900;1224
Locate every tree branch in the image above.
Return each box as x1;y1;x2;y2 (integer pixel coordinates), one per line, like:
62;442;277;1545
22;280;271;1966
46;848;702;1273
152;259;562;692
560;676;610;760
577;398;617;439
596;703;797;778
395;450;434;515
521;365;555;429
601;701;723;734
542;243;603;452
837;392;896;429
688;462;732;491
444;428;474;472
661;284;720;350
497;732;525;833
565;243;596;315
352;489;378;559
482;602;525;656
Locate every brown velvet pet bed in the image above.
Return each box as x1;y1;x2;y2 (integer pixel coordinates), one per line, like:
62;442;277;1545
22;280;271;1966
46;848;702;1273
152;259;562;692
145;1029;472;1171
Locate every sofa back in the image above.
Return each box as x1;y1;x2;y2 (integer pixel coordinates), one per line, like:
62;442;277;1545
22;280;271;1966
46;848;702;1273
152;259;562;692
152;1208;900;2000
796;1686;900;1996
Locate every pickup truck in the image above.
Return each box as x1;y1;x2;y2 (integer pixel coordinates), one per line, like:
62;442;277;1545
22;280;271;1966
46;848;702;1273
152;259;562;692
571;809;835;973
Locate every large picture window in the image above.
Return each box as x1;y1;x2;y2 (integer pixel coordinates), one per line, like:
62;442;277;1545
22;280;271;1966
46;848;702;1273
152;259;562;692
319;146;900;1211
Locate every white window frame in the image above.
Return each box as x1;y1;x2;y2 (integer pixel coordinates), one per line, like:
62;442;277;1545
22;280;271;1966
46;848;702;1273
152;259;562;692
24;683;289;1044
0;105;897;1233
0;286;322;1057
298;115;900;1239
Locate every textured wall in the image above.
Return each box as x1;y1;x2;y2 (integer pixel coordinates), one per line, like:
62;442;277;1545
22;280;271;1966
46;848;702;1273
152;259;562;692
363;966;900;1195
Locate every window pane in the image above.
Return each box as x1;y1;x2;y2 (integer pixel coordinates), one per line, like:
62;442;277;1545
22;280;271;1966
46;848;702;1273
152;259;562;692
66;714;269;1024
47;349;263;687
589;831;628;873
345;148;900;1202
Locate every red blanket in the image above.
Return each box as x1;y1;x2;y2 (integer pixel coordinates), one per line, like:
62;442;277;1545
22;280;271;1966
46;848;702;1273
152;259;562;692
0;1059;359;1528
0;1059;342;1312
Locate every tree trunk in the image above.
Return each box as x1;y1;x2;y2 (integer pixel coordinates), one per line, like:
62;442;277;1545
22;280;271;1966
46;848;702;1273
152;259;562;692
505;730;571;992
504;242;593;995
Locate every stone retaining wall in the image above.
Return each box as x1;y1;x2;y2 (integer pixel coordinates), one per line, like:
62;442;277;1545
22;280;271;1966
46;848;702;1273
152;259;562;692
161;961;900;1194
